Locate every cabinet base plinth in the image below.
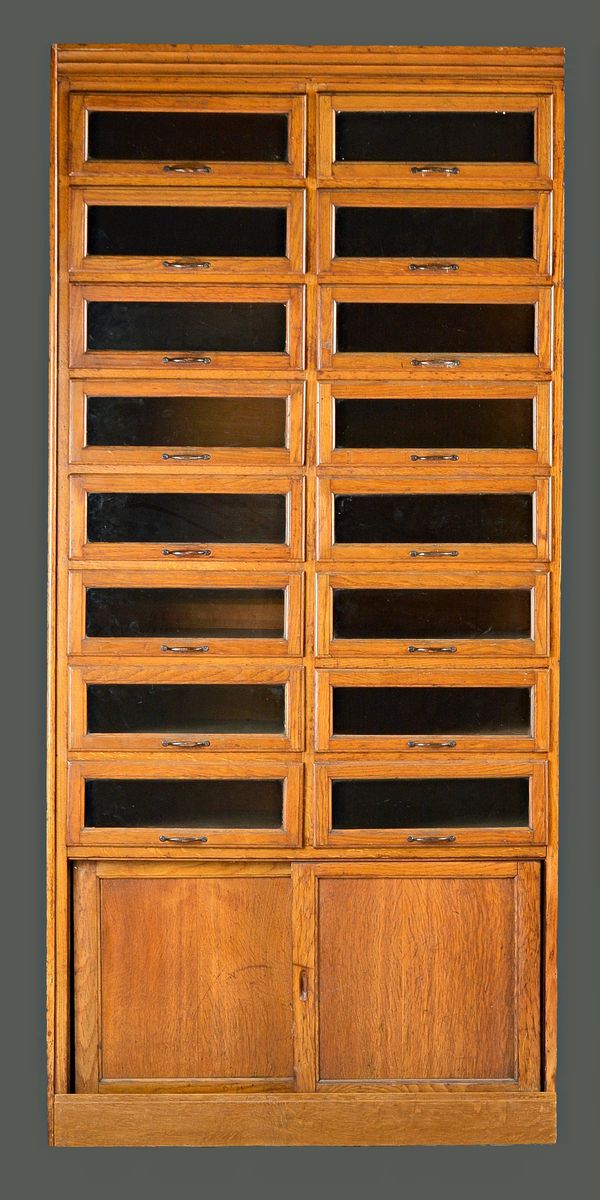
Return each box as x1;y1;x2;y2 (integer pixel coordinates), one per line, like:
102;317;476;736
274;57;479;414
53;1092;556;1147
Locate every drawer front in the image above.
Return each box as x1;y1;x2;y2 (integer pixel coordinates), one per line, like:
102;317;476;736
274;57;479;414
69;663;304;752
318;382;550;469
315;668;549;753
67;758;303;848
69;475;304;563
70;187;305;280
316;570;549;659
317;93;552;187
69;380;305;469
68;569;303;658
317;476;550;564
70;284;304;372
70;93;306;182
318;190;551;282
319;285;551;377
314;758;547;847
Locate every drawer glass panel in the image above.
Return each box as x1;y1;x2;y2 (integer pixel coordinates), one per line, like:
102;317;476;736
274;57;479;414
332;687;531;736
331;777;530;829
333;493;532;544
86;587;285;639
85;778;284;829
335;207;534;259
87;393;287;449
87;301;286;352
87;683;285;734
334;396;533;450
335;111;535;164
87;204;287;258
87;493;286;544
336;303;535;354
88;111;289;162
332;588;531;640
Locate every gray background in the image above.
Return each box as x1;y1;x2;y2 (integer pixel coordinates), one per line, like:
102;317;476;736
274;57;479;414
2;0;598;1194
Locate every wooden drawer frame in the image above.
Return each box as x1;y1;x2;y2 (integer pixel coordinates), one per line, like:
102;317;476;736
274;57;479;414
315;667;550;754
68;567;304;658
317;475;550;564
317;381;552;470
69;283;305;372
318;285;552;378
69;186;306;280
317;189;552;282
69;473;305;563
315;569;550;660
66;757;303;848
317;92;553;187
68;379;306;469
70;92;307;183
68;661;304;753
313;757;548;847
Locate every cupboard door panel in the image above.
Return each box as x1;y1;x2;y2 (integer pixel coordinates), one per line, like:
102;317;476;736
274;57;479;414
311;862;540;1088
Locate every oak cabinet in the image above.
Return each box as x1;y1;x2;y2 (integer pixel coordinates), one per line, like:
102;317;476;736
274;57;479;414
49;44;562;1148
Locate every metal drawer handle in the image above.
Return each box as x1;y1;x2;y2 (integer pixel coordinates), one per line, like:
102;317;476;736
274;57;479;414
162;548;212;557
161;645;210;653
161;739;211;749
162;356;211;365
411;166;460;176
408;646;457;654
162;164;212;174
411;358;461;368
410;454;459;462
410;550;459;558
162;453;212;461
407;740;457;749
407;834;457;844
159;835;209;843
163;260;212;270
409;263;459;272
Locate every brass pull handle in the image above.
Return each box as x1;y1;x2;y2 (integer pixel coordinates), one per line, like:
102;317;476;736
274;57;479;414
407;740;457;749
411;358;461;368
407;834;457;844
162;164;212;174
410;550;459;558
162;356;211;365
163;260;211;270
411;166;460;176
409;263;459;272
408;646;457;654
161;645;210;654
162;548;212;557
299;968;309;1002
410;454;459;462
161;739;211;749
159;835;209;843
162;453;211;461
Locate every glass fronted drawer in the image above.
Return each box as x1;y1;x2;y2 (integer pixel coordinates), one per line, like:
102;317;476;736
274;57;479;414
317;476;550;563
314;758;547;847
68;569;303;658
317;93;552;186
318;190;551;281
315;668;549;753
70;284;304;371
70;93;306;182
69;663;303;752
67;758;303;848
316;570;549;659
70;187;305;279
319;285;551;377
69;475;304;562
318;382;550;469
69;380;305;469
